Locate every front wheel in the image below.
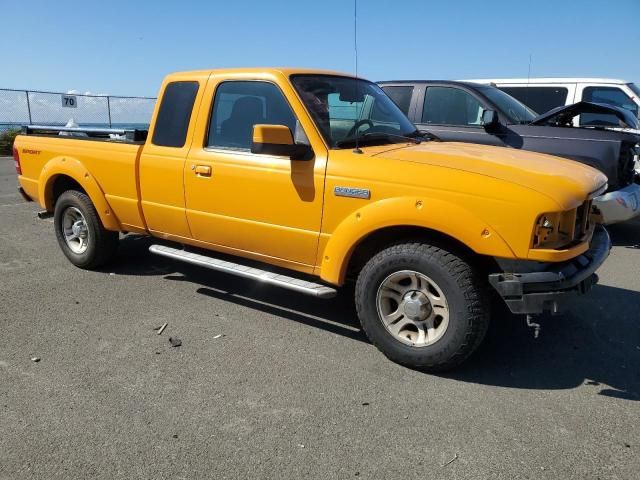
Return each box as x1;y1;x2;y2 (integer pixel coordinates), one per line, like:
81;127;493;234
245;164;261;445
355;242;490;371
54;190;119;269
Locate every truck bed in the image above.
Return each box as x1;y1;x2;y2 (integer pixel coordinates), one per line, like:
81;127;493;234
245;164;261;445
22;125;148;143
15;129;147;232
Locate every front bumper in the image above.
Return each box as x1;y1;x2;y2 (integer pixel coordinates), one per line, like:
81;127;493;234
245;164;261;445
488;226;611;315
593;183;640;224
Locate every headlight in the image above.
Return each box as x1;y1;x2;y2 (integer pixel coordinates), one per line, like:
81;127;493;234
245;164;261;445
533;201;595;249
534;212;561;248
533;210;579;249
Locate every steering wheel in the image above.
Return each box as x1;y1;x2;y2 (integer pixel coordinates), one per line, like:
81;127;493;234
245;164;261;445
346;119;374;138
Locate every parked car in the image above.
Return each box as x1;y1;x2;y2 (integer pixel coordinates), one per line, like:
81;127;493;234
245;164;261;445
378;80;640;224
463;78;640;130
14;68;610;371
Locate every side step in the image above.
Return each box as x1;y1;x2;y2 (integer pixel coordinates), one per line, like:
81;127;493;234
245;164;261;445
149;244;337;299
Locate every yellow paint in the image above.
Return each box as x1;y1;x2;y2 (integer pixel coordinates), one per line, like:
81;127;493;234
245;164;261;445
252;124;294;145
184;70;328;265
14;68;608;286
139;70;209;238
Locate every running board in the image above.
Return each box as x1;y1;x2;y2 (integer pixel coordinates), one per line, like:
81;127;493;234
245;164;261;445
149;244;337;299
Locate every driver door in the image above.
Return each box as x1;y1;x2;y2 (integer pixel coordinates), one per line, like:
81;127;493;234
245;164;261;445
184;78;327;269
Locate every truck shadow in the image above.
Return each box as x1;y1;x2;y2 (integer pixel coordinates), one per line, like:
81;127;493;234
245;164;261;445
111;234;640;401
444;283;640;401
111;235;365;342
195;284;365;343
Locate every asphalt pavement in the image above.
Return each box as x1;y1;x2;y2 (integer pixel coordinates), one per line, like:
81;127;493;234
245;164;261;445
1;157;639;479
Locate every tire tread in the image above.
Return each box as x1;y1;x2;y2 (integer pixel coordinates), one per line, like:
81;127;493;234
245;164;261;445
54;190;118;269
355;242;489;371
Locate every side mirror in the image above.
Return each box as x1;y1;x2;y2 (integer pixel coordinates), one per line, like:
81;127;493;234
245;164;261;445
251;124;312;160
481;109;500;129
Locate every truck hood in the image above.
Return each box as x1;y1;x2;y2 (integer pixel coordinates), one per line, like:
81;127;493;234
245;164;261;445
530;101;640;130
372;141;608;208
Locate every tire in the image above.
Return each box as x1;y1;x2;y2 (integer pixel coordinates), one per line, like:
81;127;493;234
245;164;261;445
54;190;119;269
355;242;490;371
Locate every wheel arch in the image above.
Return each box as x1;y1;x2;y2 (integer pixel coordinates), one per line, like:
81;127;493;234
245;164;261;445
318;196;514;285
39;156;121;231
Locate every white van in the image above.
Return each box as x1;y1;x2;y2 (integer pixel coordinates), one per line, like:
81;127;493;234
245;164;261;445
464;78;640;128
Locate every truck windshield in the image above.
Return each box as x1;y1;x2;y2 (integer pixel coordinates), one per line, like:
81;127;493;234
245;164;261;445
291;75;418;148
478;86;537;124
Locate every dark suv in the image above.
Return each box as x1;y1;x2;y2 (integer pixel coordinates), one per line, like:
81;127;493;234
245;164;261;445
378;80;640;224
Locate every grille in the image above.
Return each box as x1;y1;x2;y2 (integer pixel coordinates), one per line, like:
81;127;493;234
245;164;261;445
574;200;592;242
618;141;638;187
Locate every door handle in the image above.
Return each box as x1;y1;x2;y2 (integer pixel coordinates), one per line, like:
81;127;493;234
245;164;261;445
194;165;212;177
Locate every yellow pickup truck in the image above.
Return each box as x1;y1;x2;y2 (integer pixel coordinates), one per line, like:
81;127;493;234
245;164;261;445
14;68;611;370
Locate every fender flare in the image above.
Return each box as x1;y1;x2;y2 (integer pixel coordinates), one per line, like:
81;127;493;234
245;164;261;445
38;156;121;231
319;196;515;285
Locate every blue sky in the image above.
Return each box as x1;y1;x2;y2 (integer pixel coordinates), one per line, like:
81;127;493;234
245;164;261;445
3;0;639;97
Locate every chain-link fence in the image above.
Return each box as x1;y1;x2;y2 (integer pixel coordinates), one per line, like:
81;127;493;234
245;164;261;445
0;88;156;132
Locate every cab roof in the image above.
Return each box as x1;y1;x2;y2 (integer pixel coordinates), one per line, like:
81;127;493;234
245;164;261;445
378;80;488;88
166;67;356;79
462;78;631;85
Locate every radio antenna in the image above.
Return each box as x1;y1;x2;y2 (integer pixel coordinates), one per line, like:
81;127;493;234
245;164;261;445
354;0;359;76
353;0;363;154
523;53;532;120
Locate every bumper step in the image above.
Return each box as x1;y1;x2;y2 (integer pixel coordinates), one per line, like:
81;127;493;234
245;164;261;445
149;244;337;299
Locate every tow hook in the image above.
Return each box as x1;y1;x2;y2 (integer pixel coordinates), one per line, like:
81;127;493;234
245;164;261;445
525;314;541;339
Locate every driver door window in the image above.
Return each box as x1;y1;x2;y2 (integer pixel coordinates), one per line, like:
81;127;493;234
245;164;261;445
207;81;298;150
422;87;484;126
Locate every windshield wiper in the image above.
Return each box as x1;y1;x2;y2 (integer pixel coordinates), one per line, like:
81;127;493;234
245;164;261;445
363;132;422;144
409;129;441;142
336;132;421;148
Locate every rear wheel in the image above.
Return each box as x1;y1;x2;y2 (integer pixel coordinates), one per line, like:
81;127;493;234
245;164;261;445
54;190;118;269
355;242;490;371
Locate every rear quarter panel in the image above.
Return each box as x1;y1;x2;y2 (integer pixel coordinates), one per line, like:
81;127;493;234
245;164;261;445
15;135;144;231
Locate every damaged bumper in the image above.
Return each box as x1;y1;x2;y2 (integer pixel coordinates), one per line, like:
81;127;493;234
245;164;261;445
488;226;611;315
593;183;640;224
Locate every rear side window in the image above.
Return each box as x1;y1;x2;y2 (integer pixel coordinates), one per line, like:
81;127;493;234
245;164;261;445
499;86;567;115
380;86;414;116
207;81;297;150
152;81;199;148
581;86;638;126
421;87;484;126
